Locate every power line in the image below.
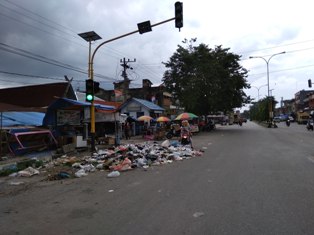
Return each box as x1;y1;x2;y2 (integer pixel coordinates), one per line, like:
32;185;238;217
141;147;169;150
0;42;116;81
0;1;164;83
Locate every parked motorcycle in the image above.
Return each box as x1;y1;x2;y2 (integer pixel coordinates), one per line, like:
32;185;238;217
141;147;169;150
166;124;181;139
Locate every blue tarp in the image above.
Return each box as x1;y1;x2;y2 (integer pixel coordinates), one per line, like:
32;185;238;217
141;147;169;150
0;112;45;127
43;97;115;126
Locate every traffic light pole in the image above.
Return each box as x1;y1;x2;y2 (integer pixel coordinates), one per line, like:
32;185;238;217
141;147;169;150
89;17;177;152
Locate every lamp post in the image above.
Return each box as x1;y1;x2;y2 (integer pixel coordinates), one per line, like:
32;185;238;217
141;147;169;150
249;51;285;127
251;84;267;101
78;31;102;151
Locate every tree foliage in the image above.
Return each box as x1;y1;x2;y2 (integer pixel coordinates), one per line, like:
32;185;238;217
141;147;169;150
249;97;277;122
162;38;250;115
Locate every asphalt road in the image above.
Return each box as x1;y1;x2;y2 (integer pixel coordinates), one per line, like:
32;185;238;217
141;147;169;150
1;121;314;235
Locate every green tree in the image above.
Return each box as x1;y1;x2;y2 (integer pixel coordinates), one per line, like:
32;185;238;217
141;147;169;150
249;97;277;122
162;39;250;115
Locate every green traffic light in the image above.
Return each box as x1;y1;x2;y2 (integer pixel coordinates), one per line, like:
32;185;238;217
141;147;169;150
86;94;94;101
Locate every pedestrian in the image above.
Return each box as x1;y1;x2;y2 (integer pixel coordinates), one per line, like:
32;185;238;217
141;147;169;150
124;122;130;140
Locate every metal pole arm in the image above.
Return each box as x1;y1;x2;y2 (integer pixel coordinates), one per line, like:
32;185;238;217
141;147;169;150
91;17;175;63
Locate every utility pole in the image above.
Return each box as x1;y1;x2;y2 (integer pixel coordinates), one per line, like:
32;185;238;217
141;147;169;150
120;58;136;102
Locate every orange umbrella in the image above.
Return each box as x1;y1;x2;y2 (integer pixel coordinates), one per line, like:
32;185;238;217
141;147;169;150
137;115;153;122
156;116;170;122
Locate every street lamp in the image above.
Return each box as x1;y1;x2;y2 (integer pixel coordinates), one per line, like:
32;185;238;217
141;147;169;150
249;51;286;127
78;31;102;79
251;84;267;101
78;31;102;151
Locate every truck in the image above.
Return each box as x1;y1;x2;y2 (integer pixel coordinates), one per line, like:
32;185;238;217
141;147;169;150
296;111;309;124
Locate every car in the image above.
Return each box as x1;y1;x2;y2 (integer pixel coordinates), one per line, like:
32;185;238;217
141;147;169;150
273;117;281;123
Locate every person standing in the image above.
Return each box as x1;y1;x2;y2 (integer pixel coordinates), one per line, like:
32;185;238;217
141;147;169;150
124;122;130;140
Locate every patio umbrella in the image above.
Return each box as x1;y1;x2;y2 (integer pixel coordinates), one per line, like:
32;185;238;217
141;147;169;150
174;112;198;120
156;116;170;122
137;115;153;122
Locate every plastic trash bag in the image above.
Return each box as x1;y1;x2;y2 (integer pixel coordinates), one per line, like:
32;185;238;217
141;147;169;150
107;171;120;178
75;169;88;178
18;167;39;177
161;139;170;147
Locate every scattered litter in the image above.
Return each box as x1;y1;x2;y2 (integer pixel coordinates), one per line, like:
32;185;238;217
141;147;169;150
58;171;71;179
107;171;120;178
108;189;114;193
18;167;40;177
75;169;88;178
2;139;205;181
193;212;205;218
9;172;19;177
161;139;170;147
8;181;24;186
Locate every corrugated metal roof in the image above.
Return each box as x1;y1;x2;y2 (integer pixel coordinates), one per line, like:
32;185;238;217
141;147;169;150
132;98;164;111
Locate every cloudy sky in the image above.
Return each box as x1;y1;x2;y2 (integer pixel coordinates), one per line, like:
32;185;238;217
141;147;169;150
1;0;314;109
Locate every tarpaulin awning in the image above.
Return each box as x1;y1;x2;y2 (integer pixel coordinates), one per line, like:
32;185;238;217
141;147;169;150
46;97;115;111
0;112;45;127
43;98;115;126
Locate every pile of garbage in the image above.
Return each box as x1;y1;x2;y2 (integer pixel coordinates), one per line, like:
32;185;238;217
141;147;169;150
6;140;204;181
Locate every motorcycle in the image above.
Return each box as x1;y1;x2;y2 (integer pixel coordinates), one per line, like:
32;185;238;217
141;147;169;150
180;132;191;145
306;120;314;131
166;124;181;139
203;120;216;131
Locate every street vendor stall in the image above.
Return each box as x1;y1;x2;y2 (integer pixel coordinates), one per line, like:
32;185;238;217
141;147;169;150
43;98;115;148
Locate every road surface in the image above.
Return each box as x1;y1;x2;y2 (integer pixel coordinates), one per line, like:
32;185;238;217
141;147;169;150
1;121;314;235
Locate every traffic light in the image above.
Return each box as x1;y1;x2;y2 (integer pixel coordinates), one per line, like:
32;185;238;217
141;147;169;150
175;2;183;30
308;79;312;88
85;79;94;102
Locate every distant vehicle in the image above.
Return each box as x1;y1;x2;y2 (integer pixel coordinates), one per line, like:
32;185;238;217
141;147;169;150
296;111;309;124
306;119;314;131
273;117;281;123
240;117;247;123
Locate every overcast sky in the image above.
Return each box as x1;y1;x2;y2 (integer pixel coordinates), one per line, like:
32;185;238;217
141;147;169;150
1;0;314;109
